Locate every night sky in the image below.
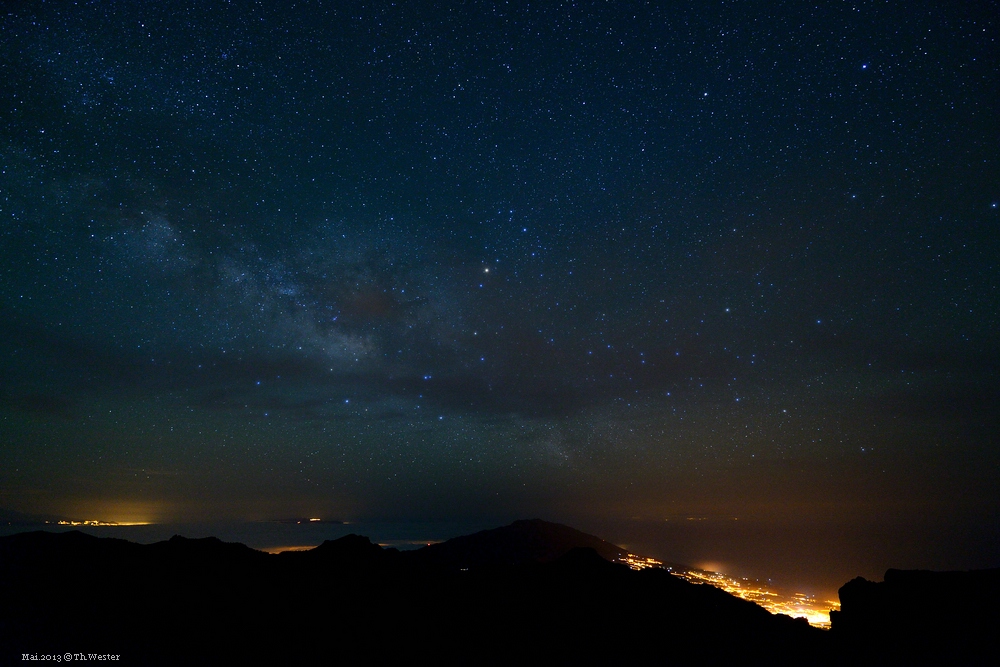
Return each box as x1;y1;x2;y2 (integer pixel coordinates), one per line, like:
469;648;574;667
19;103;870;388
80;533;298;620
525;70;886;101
2;1;998;592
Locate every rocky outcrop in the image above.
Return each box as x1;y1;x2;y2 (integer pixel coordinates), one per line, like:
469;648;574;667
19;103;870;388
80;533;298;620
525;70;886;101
831;568;1000;665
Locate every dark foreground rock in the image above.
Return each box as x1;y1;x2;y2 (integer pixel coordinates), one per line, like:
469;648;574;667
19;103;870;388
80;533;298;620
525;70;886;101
831;567;1000;666
7;519;991;665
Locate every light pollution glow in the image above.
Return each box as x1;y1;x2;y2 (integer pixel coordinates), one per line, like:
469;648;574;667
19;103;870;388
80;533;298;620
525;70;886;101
617;554;839;628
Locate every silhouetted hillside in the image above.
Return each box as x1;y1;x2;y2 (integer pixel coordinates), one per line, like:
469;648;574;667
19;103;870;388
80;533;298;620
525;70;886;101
410;518;629;568
831;568;1000;665
279;531;397;566
0;521;865;665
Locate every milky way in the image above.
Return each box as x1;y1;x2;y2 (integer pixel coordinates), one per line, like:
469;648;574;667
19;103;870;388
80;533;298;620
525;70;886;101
1;1;997;591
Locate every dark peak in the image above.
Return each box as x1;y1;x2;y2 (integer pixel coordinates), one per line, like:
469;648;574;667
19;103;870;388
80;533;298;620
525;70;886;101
163;534;240;550
292;533;389;565
153;534;265;562
837;576;880;610
412;518;628;569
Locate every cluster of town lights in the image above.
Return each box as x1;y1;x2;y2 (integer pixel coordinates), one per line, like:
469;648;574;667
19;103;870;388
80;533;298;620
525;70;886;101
48;520;152;527
616;553;839;628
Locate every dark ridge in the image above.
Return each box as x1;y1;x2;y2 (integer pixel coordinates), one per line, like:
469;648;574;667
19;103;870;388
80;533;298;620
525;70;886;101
154;533;269;558
279;532;397;566
10;523;994;665
0;523;826;665
0;529;143;569
409;518;629;568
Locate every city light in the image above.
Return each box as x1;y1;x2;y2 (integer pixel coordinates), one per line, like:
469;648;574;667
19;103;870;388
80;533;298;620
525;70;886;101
615;553;839;628
49;520;152;526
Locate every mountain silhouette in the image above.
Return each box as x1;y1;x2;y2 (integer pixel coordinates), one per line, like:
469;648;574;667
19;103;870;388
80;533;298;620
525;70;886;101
831;567;1000;665
281;532;395;565
5;520;989;665
410;518;629;568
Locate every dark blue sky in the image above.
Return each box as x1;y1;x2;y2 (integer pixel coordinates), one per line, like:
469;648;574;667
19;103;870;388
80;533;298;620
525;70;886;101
1;0;997;589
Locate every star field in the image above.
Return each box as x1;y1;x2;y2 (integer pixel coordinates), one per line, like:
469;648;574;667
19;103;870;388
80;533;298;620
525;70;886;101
1;1;997;589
